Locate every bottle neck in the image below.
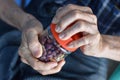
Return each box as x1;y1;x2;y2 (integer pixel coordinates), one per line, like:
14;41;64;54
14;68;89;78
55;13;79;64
48;26;71;54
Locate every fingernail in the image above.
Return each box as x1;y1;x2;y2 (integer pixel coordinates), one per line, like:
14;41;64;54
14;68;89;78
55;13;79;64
55;26;61;32
68;43;74;48
32;47;41;58
59;33;65;39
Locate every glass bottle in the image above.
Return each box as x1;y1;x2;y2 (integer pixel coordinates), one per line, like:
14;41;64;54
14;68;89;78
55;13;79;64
39;24;82;62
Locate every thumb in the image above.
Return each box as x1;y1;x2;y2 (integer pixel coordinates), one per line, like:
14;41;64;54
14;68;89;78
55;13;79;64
26;30;43;58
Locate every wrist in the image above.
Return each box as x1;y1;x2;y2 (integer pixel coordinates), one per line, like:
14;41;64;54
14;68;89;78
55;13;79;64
20;13;43;33
97;35;109;58
19;13;36;30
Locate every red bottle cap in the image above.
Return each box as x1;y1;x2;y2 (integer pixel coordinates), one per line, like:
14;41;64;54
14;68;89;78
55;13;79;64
50;23;82;52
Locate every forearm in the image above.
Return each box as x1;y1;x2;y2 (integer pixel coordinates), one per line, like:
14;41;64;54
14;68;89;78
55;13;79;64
0;0;34;30
100;35;120;61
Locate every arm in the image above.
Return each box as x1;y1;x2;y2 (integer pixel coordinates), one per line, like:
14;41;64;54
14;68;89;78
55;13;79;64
100;35;120;61
52;4;120;61
0;0;31;30
0;0;65;75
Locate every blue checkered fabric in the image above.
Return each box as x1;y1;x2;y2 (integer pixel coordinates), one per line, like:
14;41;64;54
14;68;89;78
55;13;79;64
0;0;120;80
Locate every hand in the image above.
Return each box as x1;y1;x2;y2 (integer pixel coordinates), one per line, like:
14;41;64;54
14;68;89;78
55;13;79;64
18;14;65;75
52;4;103;57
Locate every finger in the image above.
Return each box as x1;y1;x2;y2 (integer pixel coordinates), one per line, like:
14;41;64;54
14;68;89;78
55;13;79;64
21;34;28;48
19;47;58;71
19;42;58;71
52;4;93;24
55;10;97;33
40;60;65;75
59;20;97;40
67;35;96;48
18;45;28;58
25;29;43;58
31;59;58;71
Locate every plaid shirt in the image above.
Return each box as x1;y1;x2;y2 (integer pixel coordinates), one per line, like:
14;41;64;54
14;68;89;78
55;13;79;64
4;0;119;80
62;0;120;35
17;0;120;35
20;0;120;80
78;0;120;35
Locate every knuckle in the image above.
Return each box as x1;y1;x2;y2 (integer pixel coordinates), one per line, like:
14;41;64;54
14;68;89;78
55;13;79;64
56;7;62;13
86;7;92;12
92;14;97;23
66;4;73;9
41;72;47;75
91;25;98;32
72;10;80;18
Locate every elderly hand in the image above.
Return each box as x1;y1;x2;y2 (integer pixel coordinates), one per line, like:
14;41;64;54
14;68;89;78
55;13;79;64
18;14;65;75
52;4;103;57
